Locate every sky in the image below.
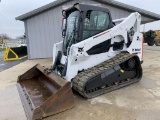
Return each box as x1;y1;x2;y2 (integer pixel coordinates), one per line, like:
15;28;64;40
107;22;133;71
0;0;55;38
0;0;160;38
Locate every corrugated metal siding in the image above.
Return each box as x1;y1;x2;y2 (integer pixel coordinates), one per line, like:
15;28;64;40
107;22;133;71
26;0;78;59
25;0;155;59
24;22;30;58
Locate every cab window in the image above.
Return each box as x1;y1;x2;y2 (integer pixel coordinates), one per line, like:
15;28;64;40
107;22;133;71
83;10;110;40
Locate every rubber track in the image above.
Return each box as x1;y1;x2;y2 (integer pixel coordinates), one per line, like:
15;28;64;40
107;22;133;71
72;53;141;99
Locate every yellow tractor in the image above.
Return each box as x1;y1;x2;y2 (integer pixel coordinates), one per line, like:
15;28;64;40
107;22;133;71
155;30;160;46
143;30;160;46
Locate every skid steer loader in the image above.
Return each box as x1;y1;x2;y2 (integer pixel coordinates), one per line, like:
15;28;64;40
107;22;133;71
17;3;143;120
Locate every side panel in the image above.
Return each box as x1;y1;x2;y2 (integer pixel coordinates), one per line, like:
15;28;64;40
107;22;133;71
53;41;63;65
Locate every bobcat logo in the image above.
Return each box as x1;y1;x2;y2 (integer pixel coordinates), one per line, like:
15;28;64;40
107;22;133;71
132;48;141;52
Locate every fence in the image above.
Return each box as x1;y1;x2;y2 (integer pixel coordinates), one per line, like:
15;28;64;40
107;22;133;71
0;44;5;49
0;39;26;49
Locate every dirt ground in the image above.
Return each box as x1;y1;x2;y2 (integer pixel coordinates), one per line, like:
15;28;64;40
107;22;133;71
0;49;160;120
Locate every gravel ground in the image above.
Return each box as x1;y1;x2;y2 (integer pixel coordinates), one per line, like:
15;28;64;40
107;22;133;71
144;44;160;51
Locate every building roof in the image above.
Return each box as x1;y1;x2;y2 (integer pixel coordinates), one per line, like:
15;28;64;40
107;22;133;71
16;0;160;21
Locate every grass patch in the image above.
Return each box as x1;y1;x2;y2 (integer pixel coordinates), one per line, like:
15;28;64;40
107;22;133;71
0;48;5;52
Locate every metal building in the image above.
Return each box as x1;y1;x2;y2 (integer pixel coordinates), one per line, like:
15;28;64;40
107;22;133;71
16;0;160;59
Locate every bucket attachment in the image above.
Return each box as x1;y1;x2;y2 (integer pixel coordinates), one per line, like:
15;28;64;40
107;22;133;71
17;64;75;120
4;46;27;61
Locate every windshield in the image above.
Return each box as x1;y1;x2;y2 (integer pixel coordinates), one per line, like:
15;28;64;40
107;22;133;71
63;10;80;55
